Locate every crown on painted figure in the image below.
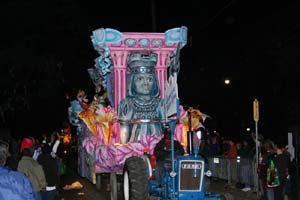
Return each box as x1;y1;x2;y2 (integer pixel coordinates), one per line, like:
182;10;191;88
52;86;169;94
128;51;157;74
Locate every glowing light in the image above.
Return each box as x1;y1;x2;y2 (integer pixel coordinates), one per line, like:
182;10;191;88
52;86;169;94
224;79;230;85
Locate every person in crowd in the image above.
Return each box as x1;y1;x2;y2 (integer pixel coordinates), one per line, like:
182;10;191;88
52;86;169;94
0;140;35;200
18;138;47;200
50;131;61;158
259;140;276;200
208;135;221;181
273;144;290;200
50;131;66;177
37;144;59;200
20;137;34;154
41;133;48;145
282;147;292;200
0;128;19;170
238;140;254;192
225;140;238;188
32;137;43;160
225;140;238;159
221;139;230;156
208;136;220;156
154;127;184;186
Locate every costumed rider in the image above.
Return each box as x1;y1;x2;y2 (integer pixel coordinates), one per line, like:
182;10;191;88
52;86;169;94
181;108;209;151
76;89;90;110
118;51;166;144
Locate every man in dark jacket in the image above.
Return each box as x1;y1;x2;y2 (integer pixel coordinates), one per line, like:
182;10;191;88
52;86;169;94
0;140;35;200
273;144;290;200
37;144;59;200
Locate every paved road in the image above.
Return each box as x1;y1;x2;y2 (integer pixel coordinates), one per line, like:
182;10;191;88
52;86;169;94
58;167;110;200
208;179;257;200
58;165;257;200
57;151;256;200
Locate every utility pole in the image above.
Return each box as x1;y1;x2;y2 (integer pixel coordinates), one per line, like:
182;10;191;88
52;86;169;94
151;0;157;32
253;98;259;199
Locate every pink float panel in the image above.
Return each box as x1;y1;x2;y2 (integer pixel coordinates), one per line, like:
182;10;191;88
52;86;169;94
106;32;178;109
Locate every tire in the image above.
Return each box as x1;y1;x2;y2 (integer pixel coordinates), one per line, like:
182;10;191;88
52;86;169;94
123;156;148;200
96;174;101;190
110;173;118;200
141;155;152;178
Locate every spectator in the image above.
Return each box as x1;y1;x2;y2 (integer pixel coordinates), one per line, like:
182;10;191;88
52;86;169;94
239;140;254;192
37;144;59;200
31;137;42;160
0;140;35;200
225;140;238;187
18;138;47;200
259;140;276;200
0;128;19;170
50;131;61;158
225;140;238;159
273;144;290;200
20;137;33;155
50;131;65;177
208;136;220;156
39;133;48;147
208;136;221;180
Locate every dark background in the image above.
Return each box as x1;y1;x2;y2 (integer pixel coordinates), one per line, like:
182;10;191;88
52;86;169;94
0;0;300;144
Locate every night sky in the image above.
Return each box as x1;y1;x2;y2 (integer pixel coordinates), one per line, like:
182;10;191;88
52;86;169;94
1;0;300;143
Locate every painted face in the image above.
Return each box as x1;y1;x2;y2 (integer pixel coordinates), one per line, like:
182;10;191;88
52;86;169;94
133;73;154;95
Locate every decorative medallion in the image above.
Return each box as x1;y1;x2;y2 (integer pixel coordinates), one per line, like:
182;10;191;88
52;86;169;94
139;38;150;47
152;39;162;47
125;38;136;47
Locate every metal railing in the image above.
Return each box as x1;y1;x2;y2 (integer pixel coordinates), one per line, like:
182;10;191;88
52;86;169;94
207;156;256;187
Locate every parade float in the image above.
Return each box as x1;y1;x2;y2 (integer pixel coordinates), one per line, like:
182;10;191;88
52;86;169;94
68;26;219;200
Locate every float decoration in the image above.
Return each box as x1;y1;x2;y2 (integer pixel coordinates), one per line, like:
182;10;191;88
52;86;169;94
69;26;189;178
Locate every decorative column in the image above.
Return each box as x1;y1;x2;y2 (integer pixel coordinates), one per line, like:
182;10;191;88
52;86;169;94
90;27;187;109
111;51;129;109
154;51;170;99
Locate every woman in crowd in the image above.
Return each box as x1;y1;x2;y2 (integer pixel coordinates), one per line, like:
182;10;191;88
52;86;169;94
18;138;47;200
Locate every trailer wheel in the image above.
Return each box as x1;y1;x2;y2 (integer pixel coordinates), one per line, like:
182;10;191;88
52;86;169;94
123;156;148;200
110;173;118;200
96;174;101;190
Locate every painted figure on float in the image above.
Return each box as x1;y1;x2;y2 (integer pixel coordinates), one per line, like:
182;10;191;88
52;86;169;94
118;51;166;144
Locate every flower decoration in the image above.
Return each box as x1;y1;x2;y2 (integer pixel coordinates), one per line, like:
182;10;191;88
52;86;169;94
180;108;209;131
95;106;117;145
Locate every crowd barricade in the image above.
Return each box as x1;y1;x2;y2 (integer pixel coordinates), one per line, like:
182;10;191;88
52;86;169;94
207;156;256;186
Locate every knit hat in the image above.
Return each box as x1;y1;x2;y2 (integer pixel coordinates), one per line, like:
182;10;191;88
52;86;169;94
20;138;33;153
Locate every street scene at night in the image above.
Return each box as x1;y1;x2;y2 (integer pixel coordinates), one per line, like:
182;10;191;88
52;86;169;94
0;0;300;200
